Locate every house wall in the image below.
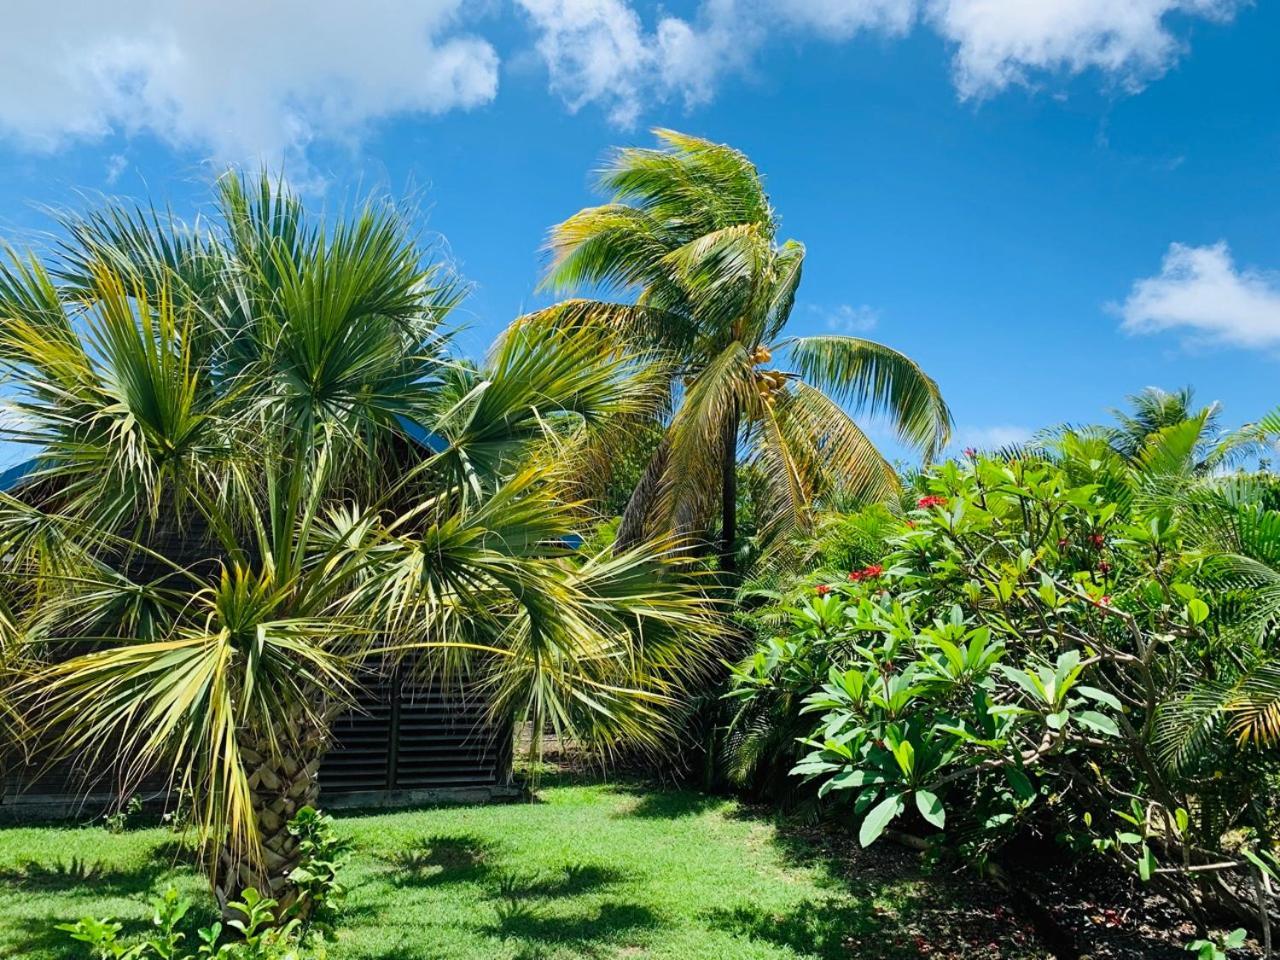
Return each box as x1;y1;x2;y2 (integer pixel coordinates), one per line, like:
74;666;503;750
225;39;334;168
0;677;518;822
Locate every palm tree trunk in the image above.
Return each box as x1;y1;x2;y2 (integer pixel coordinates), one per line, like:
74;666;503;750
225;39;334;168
720;404;739;578
215;718;326;918
616;435;671;552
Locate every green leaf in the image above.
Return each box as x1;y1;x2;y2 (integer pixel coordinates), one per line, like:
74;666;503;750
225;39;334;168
1242;847;1279;881
1046;710;1069;730
1004;766;1035;800
1076;710;1120;737
1138;844;1155;882
1076;686;1123;712
859;793;905;848
1187;598;1210;625
915;789;946;829
1174;808;1189;835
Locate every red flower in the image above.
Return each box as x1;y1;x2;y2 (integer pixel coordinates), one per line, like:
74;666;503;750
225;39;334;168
963;447;977;459
1057;537;1069;548
1099;595;1112;606
905;520;916;529
917;495;948;509
815;584;831;596
848;564;884;582
1097;560;1112;574
1090;533;1106;547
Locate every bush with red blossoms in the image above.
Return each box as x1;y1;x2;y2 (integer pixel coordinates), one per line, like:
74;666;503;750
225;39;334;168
733;450;1280;934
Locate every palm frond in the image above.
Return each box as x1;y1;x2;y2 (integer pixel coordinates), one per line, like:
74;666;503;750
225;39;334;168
783;335;952;461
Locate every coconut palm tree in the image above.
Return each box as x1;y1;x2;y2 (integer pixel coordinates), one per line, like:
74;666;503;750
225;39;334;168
0;175;718;911
530;130;952;575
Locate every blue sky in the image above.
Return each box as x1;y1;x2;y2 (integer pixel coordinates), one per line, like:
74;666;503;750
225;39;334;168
0;0;1277;466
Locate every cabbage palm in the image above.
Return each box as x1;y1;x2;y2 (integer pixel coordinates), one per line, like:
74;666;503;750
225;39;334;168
533;130;952;573
0;176;717;910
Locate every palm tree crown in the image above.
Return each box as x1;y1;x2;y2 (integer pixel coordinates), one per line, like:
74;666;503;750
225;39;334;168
532;130;952;572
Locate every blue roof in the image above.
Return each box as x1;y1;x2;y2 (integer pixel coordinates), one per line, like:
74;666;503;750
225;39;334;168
396;415;448;454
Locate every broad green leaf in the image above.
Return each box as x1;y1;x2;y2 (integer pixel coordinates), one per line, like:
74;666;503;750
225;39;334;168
915;789;945;829
1004;766;1035;800
1076;710;1120;737
859;793;905;848
1076;686;1123;712
1138;844;1155;882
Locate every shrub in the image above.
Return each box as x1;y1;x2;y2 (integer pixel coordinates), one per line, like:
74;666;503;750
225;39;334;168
735;453;1280;934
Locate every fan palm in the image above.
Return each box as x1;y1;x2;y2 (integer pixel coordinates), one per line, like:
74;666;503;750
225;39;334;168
0;175;718;910
530;130;952;574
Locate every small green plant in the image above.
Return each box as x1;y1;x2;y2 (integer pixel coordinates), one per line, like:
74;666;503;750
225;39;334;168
162;787;194;834
58;887;304;960
1185;928;1247;960
103;795;143;834
285;805;351;934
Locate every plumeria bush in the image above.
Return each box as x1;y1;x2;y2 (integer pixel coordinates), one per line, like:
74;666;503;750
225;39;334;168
732;451;1280;935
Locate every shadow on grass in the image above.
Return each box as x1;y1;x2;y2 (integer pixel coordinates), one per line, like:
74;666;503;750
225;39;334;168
488;900;660;950
603;781;726;820
706;898;916;960
494;863;627;901
0;856;163;896
379;834;498;888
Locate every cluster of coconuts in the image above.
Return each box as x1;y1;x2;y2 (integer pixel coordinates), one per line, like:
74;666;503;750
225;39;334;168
751;344;786;405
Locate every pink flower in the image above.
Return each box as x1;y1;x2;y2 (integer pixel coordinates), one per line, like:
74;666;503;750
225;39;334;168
917;495;948;509
963;447;977;459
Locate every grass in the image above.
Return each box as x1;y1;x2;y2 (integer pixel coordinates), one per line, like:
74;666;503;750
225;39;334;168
0;775;1031;959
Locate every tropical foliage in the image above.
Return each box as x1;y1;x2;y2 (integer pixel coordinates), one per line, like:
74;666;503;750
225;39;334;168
731;431;1280;935
0;174;719;908
530;130;952;573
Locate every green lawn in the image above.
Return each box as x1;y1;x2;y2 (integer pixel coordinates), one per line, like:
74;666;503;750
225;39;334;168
0;776;1032;959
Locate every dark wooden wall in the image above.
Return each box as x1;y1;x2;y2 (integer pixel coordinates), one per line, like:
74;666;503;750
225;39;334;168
0;678;517;821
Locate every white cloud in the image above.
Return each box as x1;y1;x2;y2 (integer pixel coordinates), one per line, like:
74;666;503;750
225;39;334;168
104;154;128;185
954;424;1034;450
1119;242;1280;349
0;0;1249;154
811;303;881;334
929;0;1240;99
514;0;749;125
0;0;499;164
518;0;1243;124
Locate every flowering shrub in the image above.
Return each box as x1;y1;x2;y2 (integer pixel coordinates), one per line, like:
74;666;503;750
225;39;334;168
734;453;1280;934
